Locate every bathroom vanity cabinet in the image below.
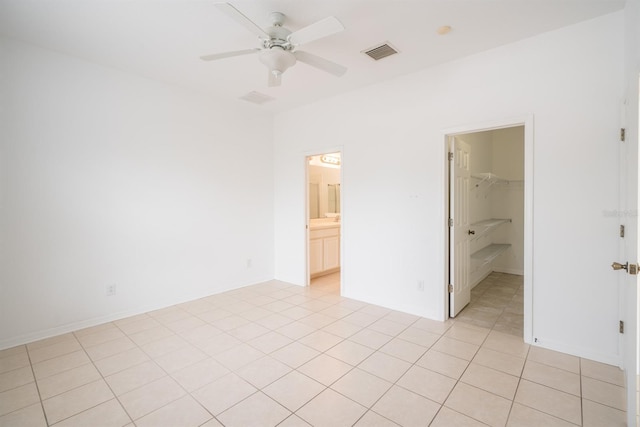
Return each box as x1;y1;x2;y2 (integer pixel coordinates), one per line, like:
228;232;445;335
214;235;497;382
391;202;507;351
309;224;340;277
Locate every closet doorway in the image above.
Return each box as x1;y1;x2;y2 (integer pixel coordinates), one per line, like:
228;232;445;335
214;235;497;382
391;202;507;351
306;152;342;293
446;123;531;340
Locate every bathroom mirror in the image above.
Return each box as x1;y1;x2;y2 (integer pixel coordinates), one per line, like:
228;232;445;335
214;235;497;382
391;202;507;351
309;183;320;219
307;152;341;219
327;184;340;214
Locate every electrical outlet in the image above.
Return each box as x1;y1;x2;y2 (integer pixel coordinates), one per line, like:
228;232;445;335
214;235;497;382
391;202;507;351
246;258;252;268
417;280;425;291
106;284;116;296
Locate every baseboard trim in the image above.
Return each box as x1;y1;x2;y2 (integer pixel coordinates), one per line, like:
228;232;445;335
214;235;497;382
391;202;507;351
0;277;274;351
493;267;524;276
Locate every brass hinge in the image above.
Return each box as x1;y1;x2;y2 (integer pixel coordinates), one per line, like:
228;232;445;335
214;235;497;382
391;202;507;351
448;284;453;293
448;152;453;161
619;320;624;334
621;128;626;142
620;225;625;238
448;218;453;227
629;263;638;275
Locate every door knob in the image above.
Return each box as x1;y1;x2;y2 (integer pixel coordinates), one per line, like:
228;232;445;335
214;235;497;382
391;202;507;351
612;261;639;274
468;230;475;235
611;262;628;271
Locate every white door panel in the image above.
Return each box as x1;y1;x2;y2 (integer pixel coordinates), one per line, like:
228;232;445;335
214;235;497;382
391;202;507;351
450;137;471;317
620;88;639;426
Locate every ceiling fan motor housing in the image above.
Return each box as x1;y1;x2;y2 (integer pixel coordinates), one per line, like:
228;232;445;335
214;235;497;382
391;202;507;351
269;12;286;27
263;25;292;50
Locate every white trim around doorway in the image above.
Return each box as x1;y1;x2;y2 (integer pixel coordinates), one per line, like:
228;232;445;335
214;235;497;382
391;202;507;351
442;115;534;344
304;147;345;292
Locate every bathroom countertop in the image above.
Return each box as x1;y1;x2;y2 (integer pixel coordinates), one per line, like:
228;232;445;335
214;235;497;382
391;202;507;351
309;219;341;230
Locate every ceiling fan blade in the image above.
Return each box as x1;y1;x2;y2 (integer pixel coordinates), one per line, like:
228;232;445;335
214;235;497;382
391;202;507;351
287;16;344;46
215;2;269;38
294;51;347;77
200;48;260;61
268;71;282;87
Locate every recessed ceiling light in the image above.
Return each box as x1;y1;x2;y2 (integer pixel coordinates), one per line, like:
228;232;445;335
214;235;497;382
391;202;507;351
437;25;452;35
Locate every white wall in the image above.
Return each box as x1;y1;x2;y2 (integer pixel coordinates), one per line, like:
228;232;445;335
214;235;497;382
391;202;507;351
0;38;275;349
493;127;525;181
465;132;493;180
274;12;624;364
491;127;525;276
464;131;496;285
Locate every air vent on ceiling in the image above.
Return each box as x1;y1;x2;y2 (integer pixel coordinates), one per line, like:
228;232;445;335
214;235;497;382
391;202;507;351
239;91;275;105
362;42;399;61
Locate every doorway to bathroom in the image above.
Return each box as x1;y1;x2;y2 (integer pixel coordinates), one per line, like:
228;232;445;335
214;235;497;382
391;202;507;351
306;152;342;293
445;119;533;343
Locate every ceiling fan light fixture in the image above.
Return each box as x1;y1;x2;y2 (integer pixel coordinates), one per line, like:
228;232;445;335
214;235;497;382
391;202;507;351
259;47;296;74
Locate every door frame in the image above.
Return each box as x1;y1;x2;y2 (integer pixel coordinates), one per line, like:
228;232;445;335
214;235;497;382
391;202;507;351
443;115;534;344
304;147;344;289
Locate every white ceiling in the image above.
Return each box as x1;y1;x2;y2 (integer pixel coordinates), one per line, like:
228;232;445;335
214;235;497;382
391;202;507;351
0;0;626;113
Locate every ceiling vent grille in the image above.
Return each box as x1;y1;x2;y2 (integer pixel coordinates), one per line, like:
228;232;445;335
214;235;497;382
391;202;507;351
239;91;275;105
362;42;399;61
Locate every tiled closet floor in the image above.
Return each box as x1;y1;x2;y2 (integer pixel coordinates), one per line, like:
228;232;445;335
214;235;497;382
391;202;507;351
457;272;524;337
0;273;628;426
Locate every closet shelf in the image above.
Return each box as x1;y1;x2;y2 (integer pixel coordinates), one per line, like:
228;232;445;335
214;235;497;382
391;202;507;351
471;172;506;188
471;172;523;189
470;218;511;239
471;243;511;267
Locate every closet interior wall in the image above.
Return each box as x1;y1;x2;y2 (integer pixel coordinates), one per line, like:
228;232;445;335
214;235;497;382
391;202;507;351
464;127;525;288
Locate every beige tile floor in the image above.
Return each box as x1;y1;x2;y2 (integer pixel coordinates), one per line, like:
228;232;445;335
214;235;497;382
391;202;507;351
0;271;628;426
456;272;524;337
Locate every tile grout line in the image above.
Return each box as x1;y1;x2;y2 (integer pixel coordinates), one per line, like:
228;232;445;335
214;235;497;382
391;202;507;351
60;326;135;427
184;281;343;425
209;287;415;425
579;357;584;426
106;317;220;426
191;282;344;425
429;320;495;426
289;311;417;425
503;341;532;427
24;345;50;427
34;338;119;426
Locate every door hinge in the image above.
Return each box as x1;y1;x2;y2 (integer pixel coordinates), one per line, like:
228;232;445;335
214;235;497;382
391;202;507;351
620;225;625;238
448;152;453;161
448;218;453;227
619;320;624;334
629;263;638;275
448;284;453;293
620;128;626;142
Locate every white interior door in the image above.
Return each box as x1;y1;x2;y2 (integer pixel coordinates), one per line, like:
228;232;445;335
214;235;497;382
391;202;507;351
620;86;640;427
449;137;471;317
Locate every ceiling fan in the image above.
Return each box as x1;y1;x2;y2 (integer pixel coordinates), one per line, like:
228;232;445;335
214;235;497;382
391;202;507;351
201;2;347;87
